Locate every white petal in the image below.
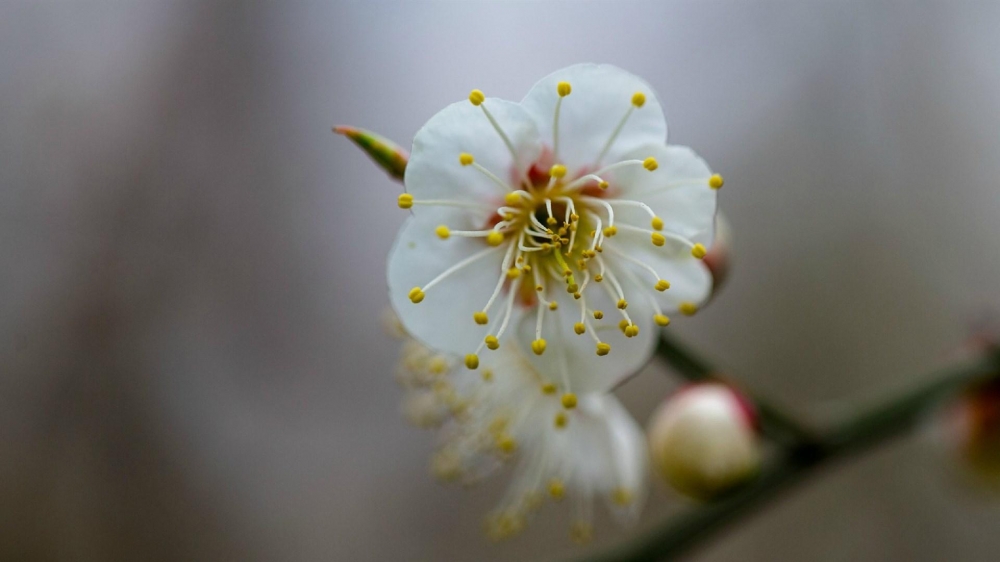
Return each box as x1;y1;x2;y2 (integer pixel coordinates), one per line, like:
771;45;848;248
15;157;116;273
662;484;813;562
405;99;543;225
521;64;667;175
514;269;656;394
608;143;718;246
388;216;512;356
605;230;713;313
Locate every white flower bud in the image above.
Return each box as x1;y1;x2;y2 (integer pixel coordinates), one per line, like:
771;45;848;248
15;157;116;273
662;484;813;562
647;383;760;500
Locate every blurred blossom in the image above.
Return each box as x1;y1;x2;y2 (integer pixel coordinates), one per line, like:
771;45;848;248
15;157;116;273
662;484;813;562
387;64;721;397
390;313;649;543
647;383;760;501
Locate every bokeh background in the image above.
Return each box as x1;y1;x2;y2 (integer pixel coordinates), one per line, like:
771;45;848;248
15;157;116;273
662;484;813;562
4;1;1000;560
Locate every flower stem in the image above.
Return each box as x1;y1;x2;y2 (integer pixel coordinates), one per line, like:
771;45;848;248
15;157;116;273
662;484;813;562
582;346;1000;562
655;334;821;446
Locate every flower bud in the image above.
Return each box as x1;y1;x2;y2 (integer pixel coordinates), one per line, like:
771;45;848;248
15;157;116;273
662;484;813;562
704;214;732;296
942;377;1000;491
647;383;760;500
334;125;409;181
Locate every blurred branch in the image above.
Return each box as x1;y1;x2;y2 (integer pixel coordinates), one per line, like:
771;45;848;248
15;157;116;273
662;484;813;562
583;349;1000;562
655;333;821;446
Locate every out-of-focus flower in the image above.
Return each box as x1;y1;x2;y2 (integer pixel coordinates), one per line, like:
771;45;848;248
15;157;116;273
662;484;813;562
647;383;760;500
387;64;721;395
943;377;1000;491
393;322;649;543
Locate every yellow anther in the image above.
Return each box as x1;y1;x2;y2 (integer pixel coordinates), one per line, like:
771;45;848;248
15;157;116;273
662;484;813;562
469;89;485;106
596;342;611;356
507;267;522;279
618;319;629;332
679;302;699;316
429;356;448;374
484;335;500;350
548;479;566;500
546;216;557;226
625;324;639;338
473;311;489;325
557;81;572;97
504;191;521;205
550;164;567;178
594;274;603;282
617;298;628;310
651;232;666;247
567;283;579;294
486;231;504;246
709;173;725;189
408;287;425;304
465;354;480;370
459;152;474;166
654;314;670;327
573;292;581;300
632;91;646;107
573;322;586;335
598;180;609;189
482;369;494;382
542;382;557;394
548;301;558;311
643;156;659;171
561;393;577;409
691;243;707;259
497;434;517;454
531;338;547;355
603;225;618;237
435;225;451;239
655;279;670;292
651;216;664;231
554;412;568;429
535;285;543;292
593;310;604;320
397;193;414;209
612;487;634;506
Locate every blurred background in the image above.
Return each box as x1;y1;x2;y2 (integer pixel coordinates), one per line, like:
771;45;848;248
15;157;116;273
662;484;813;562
3;1;1000;560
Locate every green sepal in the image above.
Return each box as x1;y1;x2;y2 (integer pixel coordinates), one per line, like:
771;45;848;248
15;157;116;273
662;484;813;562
334;125;408;181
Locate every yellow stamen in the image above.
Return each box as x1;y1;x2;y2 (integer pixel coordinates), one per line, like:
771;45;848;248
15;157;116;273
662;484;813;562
397;193;413;209
573;322;586;335
654;314;670;326
596;342;611;356
531;339;547;355
548;301;558;311
550;164;567;178
542;382;557;394
617;299;628;310
554;412;568;428
486;231;504;246
408;287;425;304
651;216;663;230
504;191;521;205
468;89;485;106
655;279;670;292
484;335;499;350
481;369;493;382
593;310;604;319
612;487;633;506
709;174;724;189
473;311;489;325
548;479;565;500
557;81;572;97
561;393;577;409
631;91;646;107
459;152;474;166
679;302;699;316
643;157;658;171
435;225;450;239
691;243;707;259
464;354;479;370
603;225;617;237
507;268;522;279
651;232;665;247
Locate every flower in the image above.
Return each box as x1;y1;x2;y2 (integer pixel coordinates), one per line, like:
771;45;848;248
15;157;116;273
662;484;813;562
647;383;760;500
388;64;721;394
393;318;649;542
940;377;1000;491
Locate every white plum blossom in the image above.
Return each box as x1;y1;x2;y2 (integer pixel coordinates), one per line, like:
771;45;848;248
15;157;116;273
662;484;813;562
389;63;722;398
391;315;649;542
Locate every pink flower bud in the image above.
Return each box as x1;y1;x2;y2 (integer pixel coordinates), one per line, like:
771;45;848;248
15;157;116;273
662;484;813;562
647;383;760;500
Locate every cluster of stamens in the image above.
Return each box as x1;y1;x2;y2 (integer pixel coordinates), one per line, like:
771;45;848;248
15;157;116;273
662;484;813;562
400;80;723;400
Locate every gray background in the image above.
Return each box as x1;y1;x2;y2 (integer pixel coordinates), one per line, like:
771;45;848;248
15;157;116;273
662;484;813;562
3;1;1000;560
